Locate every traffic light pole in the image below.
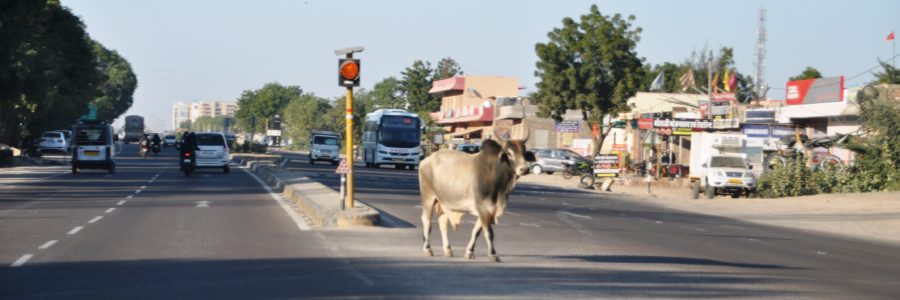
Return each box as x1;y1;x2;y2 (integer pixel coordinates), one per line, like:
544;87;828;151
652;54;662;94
345;84;355;209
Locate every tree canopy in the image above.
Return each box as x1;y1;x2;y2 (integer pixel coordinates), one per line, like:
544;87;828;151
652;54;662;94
401;60;439;115
532;4;645;122
91;40;138;122
789;66;824;81
235;82;300;133
872;60;899;84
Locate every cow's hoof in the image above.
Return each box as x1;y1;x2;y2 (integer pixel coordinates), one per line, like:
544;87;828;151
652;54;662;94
444;249;454;257
424;249;433;257
488;255;501;263
465;252;475;260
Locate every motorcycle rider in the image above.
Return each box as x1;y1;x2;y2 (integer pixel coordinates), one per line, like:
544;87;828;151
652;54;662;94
139;134;150;157
179;131;198;169
151;133;162;155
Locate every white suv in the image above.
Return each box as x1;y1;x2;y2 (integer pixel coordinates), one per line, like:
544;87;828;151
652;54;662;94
39;131;69;154
194;132;230;173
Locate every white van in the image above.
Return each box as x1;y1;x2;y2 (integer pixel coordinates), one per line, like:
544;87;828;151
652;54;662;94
309;130;340;165
194;132;230;173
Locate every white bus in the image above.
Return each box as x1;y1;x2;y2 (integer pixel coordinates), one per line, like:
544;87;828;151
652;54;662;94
363;109;422;170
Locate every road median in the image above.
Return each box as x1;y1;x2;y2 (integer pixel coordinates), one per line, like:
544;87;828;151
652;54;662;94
234;155;380;228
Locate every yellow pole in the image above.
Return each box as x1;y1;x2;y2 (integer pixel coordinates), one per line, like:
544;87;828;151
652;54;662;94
345;86;355;209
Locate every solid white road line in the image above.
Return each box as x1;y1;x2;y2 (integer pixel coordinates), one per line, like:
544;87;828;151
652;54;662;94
67;226;83;235
240;166;311;231
117;200;127;205
38;240;57;250
11;254;33;267
88;216;102;223
105;208;116;213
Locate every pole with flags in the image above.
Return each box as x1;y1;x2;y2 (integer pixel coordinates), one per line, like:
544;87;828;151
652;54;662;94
888;31;895;85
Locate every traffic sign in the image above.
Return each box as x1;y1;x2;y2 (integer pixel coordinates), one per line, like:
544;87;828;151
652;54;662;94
335;159;350;174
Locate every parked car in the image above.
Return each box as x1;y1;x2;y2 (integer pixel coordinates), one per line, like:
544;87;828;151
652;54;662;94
39;131;69;154
194;132;230;173
529;148;587;175
163;135;177;147
0;143;14;167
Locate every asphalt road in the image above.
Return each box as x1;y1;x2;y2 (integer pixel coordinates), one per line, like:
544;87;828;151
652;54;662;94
1;146;898;299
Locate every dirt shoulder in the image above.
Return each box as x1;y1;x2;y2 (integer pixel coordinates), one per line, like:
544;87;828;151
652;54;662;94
518;174;900;246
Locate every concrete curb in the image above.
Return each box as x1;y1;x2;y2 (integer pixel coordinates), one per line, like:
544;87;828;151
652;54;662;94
234;155;380;228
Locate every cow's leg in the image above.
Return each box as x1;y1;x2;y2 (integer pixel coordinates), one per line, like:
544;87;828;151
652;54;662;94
421;199;436;257
464;218;482;260
438;213;453;257
481;214;499;262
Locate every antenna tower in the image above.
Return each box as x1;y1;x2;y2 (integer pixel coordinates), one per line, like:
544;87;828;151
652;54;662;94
754;8;767;100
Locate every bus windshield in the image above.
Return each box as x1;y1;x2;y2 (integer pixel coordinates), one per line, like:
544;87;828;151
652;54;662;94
379;116;420;148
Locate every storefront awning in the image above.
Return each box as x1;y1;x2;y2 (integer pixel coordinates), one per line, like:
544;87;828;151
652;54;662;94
429;77;466;93
433;106;494;124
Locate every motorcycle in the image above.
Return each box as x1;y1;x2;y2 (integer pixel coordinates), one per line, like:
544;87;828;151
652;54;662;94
562;159;594;180
180;151;195;177
141;144;149;158
151;143;161;156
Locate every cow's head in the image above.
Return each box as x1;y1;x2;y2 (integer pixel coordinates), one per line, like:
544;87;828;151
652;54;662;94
494;128;536;177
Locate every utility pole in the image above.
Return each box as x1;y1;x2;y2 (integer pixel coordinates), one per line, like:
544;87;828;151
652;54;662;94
754;7;767;100
335;46;363;209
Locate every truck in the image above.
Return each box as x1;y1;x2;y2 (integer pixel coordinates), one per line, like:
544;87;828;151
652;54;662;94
309;129;340;165
123;115;145;144
689;132;757;199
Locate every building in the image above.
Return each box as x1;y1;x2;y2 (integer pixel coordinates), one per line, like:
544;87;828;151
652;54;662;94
428;76;519;144
172;102;190;131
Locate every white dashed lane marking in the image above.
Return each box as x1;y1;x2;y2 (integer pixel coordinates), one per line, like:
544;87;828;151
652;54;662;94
67;226;83;235
117;200;127;205
558;211;592;220
38;240;57;250
105;208;116;213
11;254;33;267
126;195;133;199
88;216;103;223
134;190;141;194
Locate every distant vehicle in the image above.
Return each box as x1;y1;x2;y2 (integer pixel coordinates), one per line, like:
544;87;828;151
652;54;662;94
454;143;481;154
309;129;340;165
362;109;422;170
194;132;230;173
225;133;236;146
39;131;69;154
529;148;585;175
123;115;145;144
71;120;116;174
689;132;756;199
163;135;177;147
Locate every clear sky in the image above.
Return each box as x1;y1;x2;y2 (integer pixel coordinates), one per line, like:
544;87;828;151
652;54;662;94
62;0;899;131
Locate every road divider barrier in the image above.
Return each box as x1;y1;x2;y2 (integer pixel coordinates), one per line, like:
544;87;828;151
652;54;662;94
234;155;380;228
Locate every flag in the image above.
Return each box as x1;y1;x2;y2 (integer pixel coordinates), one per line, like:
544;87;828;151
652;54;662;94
888;31;895;41
650;71;664;91
679;69;695;92
728;71;737;92
722;70;731;92
712;72;719;94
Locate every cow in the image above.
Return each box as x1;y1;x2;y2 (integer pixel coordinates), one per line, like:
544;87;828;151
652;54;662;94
418;131;535;262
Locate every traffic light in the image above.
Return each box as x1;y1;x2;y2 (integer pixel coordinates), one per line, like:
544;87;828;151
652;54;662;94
338;58;360;87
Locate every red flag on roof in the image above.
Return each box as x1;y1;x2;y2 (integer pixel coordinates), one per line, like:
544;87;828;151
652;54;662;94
888;31;895;41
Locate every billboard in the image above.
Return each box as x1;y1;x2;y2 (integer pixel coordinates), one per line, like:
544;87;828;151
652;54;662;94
785;76;844;105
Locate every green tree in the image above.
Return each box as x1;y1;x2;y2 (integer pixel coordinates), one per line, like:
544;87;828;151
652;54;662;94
90;40;137;122
178;120;192;131
872;60;899;84
401;60;440;115
235;82;301;134
532;5;644;153
283;93;332;149
433;57;464;80
789;66;823;81
369;77;407;109
0;0;99;147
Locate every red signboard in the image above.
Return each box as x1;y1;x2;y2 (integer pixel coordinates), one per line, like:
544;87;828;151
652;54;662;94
786;76;844;105
637;118;654;129
711;93;736;102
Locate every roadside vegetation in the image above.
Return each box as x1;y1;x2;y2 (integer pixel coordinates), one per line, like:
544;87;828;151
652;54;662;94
756;84;900;198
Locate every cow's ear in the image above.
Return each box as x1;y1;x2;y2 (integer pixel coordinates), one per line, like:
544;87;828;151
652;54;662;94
524;151;536;162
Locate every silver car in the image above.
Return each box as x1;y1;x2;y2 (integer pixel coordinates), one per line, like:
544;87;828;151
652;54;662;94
529;148;585;175
194;132;230;173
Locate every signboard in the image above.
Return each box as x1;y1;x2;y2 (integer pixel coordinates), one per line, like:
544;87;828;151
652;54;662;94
698;101;709;119
593;154;620;177
652;119;714;130
673;128;694;136
555;120;580;133
335;159;350;174
711;93;736;101
712;118;740;129
572;139;592;157
637;118;654;129
786;76;844;105
771;126;794;138
79;104;97;121
708;106;730;116
267;129;282;137
711;135;743;148
741;124;795;139
611;144;628;152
